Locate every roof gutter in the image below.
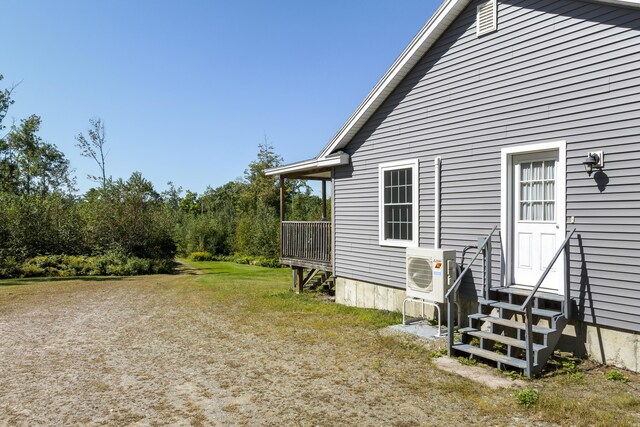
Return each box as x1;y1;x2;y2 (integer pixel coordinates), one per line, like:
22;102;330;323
265;151;350;176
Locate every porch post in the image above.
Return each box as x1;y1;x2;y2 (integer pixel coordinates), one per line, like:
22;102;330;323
280;175;285;259
295;266;304;294
321;179;327;221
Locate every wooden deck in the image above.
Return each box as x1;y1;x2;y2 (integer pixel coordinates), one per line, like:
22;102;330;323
281;221;332;270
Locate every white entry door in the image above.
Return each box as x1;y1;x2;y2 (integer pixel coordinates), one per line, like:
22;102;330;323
512;151;564;293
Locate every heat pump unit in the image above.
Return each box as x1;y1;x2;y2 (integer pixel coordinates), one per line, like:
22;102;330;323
406;248;457;303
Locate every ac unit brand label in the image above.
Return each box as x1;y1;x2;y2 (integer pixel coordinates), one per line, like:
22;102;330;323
433;259;443;276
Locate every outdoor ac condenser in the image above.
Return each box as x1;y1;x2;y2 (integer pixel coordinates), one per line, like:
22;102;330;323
405;247;457;303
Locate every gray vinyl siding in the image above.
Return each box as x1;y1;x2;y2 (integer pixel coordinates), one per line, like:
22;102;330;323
333;0;640;331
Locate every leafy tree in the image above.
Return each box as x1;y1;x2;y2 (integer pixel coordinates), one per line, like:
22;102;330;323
81;172;176;259
75;117;109;187
234;142;283;257
0;73;16;133
1;115;75;195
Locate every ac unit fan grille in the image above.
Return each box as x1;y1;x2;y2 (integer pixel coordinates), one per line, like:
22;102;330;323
407;257;433;292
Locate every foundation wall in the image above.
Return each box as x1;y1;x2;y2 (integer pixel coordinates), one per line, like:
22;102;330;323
335;276;640;372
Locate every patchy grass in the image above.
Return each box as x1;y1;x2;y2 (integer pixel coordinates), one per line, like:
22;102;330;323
607;369;630;383
186;260;640;426
515;388;539;408
1;260;640;426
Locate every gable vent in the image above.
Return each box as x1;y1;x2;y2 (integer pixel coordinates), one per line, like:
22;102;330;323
477;0;497;37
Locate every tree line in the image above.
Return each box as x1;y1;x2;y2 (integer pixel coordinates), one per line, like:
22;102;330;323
0;73;324;278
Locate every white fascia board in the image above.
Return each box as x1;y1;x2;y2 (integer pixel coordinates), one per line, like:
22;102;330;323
596;0;640;7
264;152;349;176
316;0;471;159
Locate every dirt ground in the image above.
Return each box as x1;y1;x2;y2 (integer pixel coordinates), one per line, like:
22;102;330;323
0;265;625;426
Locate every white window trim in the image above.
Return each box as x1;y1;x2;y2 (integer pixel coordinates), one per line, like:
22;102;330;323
378;159;419;248
500;141;566;288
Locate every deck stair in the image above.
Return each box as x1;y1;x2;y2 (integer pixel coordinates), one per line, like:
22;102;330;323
452;288;568;374
303;269;334;292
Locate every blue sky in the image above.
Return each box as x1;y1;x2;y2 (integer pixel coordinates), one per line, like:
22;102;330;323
1;0;441;194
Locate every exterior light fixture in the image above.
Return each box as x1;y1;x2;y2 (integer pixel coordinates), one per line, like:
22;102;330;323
582;151;604;175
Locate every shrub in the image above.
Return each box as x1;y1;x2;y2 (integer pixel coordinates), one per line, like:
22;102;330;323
226;253;280;268
7;251;174;278
259;257;281;268
190;251;213;261
62;255;94;276
124;257;152;275
151;258;174;274
515;388;539;408
606;369;629;383
21;263;46;278
0;256;22;279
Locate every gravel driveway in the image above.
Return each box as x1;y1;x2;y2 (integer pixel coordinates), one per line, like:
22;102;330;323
0;267;558;426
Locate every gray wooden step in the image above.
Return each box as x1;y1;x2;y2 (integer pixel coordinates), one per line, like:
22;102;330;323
479;299;563;318
452;344;529;370
459;327;546;352
490;286;564;302
468;313;555;334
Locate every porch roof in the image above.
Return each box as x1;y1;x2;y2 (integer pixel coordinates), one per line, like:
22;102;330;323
265;151;349;179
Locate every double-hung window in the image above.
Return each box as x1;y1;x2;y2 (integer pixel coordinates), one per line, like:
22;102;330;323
379;159;419;247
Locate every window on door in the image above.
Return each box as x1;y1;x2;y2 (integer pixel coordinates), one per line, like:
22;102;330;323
519;160;555;222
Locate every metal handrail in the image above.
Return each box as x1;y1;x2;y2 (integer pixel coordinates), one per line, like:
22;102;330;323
445;225;498;299
520;227;576;377
447;225;498;354
519;228;576;312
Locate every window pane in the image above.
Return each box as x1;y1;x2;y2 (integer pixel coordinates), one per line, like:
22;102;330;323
521;163;531;181
544;161;555;180
544;202;555;221
391;184;397;203
544;182;555;201
393;223;400;240
520;183;529;201
399;169;406;186
520;202;530;221
407;224;412;241
406;168;412;185
398;185;406;204
532;162;543;180
384;170;391;187
384;187;391;203
532;202;543;221
391;170;398;186
532;182;542;200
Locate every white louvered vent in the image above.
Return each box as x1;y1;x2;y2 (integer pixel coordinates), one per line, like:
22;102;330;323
477;0;497;37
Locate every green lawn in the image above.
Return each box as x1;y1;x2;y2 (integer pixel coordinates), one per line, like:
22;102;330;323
186;260;640;426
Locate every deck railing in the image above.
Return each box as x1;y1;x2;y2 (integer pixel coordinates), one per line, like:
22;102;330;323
281;221;332;266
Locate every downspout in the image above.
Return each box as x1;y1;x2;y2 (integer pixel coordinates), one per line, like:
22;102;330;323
434;157;442;249
331;168;336;277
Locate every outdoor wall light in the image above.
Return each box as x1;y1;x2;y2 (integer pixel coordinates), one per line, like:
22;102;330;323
582;151;604;175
